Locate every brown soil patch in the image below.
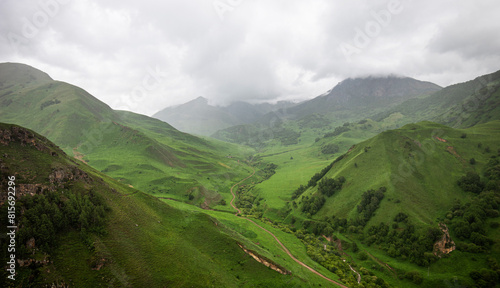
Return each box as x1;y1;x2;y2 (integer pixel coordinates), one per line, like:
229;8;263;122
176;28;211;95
238;244;290;275
434;136;447;142
72;147;86;163
446;146;466;163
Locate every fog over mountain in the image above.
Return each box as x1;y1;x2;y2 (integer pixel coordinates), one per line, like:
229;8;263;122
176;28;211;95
152;96;295;136
1;1;499;116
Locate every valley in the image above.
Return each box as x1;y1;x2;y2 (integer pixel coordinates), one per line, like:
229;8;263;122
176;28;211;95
1;63;499;287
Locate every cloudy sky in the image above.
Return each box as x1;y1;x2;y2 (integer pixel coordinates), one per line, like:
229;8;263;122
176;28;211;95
1;0;499;116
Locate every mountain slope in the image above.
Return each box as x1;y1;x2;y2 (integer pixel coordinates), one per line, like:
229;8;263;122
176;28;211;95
285;121;500;286
0;123;310;287
212;76;441;147
292;121;499;223
288;76;441;119
153;96;295;136
153;96;239;136
374;69;500;128
0;63;254;207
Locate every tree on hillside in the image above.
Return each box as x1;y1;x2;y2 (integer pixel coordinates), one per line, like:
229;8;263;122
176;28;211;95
458;172;484;194
318;177;345;197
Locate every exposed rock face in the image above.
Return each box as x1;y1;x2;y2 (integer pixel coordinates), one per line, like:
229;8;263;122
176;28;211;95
17;183;45;197
0;125;60;156
434;223;456;257
0;125;93;204
49;167;93;185
238;244;290;275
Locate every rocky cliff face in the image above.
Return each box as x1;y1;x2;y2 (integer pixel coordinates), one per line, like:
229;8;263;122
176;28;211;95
0;125;60;155
0;124;95;203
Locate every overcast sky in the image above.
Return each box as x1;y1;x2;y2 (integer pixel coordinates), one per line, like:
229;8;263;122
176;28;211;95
1;0;499;116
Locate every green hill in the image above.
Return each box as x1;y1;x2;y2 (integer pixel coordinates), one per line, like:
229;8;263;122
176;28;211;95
286;121;500;287
375;69;500;128
299;121;498;223
0;122;330;287
0;63;254;208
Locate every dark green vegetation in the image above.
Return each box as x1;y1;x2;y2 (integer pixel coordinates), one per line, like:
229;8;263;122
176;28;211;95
209;70;500;287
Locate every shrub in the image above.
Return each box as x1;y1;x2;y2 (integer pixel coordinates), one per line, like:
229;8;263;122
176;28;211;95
405;271;423;284
358;251;368;261
458;172;484;194
321;143;340;154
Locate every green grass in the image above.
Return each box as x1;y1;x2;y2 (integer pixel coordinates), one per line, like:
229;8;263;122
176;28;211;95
162;199;343;287
0;123;319;287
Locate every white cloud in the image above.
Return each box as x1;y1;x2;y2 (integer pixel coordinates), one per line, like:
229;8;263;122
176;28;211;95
0;0;499;115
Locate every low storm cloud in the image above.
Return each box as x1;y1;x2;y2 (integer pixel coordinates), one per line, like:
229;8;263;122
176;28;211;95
1;0;499;115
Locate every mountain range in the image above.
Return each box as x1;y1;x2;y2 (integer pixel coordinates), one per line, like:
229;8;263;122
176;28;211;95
0;63;254;207
1;62;499;287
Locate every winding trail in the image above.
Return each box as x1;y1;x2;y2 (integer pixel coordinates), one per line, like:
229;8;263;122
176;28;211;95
349;264;361;284
230;166;348;288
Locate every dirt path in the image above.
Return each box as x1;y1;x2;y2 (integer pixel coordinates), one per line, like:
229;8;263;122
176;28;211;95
230;167;348;288
364;250;397;278
229;167;255;215
349;264;361;284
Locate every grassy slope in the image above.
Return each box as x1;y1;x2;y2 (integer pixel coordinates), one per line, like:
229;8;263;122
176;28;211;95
283;121;500;287
0;63;256;207
297;121;500;225
249;117;403;218
374;69;500;129
164;199;342;287
244;71;500;213
0;123;328;287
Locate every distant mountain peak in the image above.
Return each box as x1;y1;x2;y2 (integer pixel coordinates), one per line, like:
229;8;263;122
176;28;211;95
288;75;442;117
348;73;408;80
193;96;208;102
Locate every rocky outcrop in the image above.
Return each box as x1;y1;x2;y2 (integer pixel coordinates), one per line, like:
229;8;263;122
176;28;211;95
0;125;94;205
49;167;93;185
433;223;455;257
0;125;61;157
